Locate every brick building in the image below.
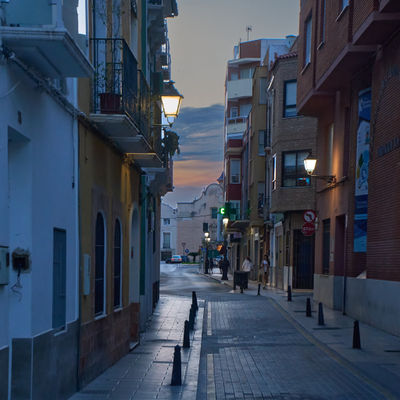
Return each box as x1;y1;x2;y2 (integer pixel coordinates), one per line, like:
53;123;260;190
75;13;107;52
265;42;318;291
297;0;400;335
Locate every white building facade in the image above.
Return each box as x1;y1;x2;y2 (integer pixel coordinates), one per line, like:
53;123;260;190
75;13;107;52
0;0;92;398
160;202;178;260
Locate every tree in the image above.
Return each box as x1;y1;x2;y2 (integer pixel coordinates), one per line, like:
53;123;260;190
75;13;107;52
162;130;180;157
189;251;199;263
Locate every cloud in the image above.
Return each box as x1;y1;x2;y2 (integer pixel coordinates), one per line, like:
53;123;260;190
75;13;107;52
165;104;224;205
172;104;224;163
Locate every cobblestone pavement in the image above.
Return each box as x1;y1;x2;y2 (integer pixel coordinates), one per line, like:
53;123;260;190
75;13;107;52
69;295;203;400
198;293;395;400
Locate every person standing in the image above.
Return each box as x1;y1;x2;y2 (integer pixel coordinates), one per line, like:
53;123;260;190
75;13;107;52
262;254;270;289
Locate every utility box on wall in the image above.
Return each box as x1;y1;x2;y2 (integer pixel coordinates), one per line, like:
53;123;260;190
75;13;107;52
0;246;10;285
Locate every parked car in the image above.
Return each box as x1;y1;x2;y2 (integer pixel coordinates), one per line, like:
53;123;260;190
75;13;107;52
171;255;182;263
165;258;171;264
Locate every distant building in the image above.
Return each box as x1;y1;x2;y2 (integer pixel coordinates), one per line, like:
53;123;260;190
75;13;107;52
160;203;178;260
177;183;223;256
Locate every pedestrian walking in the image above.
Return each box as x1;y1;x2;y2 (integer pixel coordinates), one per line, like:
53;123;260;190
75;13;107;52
262;254;270;289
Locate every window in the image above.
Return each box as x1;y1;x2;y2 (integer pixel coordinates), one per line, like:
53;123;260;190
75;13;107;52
113;219;122;309
230;159;241;184
163;232;171;249
95;213;106;316
230;200;241;220
272;154;277;190
319;0;326;45
211;207;218;219
340;0;349;12
53;229;66;330
240;67;252;79
284;80;297;117
230;107;238;118
240;103;252;117
258;131;265;155
282;151;311;187
322;219;330;274
163;218;170;225
230;71;238;81
304;15;312;66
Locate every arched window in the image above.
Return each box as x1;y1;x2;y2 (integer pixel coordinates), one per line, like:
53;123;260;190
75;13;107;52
95;213;106;315
114;219;122;308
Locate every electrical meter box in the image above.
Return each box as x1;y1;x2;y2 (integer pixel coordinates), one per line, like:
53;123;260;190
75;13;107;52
0;246;10;285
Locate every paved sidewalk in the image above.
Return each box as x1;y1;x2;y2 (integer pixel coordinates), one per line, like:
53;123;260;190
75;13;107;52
69;295;203;400
202;268;400;399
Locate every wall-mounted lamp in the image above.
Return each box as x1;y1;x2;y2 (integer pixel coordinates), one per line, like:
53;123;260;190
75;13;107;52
205;237;211;242
204;231;210;238
304;154;336;184
161;81;183;119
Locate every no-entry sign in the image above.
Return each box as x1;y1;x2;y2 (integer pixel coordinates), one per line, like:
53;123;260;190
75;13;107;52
302;222;315;236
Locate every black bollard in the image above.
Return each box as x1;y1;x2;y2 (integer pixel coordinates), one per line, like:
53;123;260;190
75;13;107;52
171;345;182;386
287;285;292;302
189;307;195;330
183;320;190;348
353;320;361;349
318;302;325;326
192;291;198;311
257;283;261;296
240;284;244;294
306;297;312;317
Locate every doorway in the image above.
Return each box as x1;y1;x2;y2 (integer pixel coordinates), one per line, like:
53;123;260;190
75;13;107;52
293;230;315;289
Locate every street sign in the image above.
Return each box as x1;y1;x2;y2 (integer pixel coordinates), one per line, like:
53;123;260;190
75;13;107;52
302;222;315;236
303;210;316;223
185;248;189;254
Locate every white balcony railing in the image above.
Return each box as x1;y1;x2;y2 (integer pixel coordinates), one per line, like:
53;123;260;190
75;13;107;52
226;78;252;100
226;117;247;135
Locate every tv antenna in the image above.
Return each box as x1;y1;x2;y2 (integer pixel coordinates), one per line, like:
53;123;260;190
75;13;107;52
246;25;252;41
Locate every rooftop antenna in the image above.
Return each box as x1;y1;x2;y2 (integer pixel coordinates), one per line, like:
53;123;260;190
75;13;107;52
246;25;252;41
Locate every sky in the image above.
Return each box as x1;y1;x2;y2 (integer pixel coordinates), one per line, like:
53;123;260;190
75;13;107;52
162;0;300;207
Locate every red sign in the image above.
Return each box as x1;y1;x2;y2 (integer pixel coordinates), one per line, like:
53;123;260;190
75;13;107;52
302;222;315;236
303;210;316;223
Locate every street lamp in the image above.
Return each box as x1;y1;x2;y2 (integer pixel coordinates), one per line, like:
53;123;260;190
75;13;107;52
161;81;183;119
204;232;210;274
204;231;210;239
303;154;336;184
222;217;229;225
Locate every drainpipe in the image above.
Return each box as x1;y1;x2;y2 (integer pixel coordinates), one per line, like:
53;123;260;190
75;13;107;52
140;175;146;296
342;213;348;315
141;0;147;74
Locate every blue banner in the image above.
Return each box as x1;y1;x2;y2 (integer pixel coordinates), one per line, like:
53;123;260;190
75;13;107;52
353;88;371;252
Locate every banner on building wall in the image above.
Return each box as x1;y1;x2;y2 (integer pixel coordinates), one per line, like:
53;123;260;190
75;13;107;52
353;88;371;252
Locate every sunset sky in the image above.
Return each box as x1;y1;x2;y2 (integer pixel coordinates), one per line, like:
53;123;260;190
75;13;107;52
162;0;300;207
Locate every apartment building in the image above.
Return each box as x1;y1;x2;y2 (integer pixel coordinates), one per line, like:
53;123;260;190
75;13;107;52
77;0;177;387
0;0;179;398
297;0;400;335
224;37;298;273
265;42;318;291
0;1;92;398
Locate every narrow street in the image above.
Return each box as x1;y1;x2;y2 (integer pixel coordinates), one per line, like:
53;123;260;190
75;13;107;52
70;264;400;400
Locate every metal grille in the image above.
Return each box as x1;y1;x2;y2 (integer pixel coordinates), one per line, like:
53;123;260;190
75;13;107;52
91;38;138;125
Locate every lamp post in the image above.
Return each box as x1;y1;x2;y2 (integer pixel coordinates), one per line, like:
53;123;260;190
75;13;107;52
204;232;210;274
304;154;336;184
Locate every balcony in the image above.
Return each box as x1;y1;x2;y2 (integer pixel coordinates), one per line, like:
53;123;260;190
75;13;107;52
148;0;178;18
0;0;92;78
90;38;153;155
226;117;247;135
226;78;252;100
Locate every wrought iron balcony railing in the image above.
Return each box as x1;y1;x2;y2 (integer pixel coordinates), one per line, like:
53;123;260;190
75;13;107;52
91;38;139;127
